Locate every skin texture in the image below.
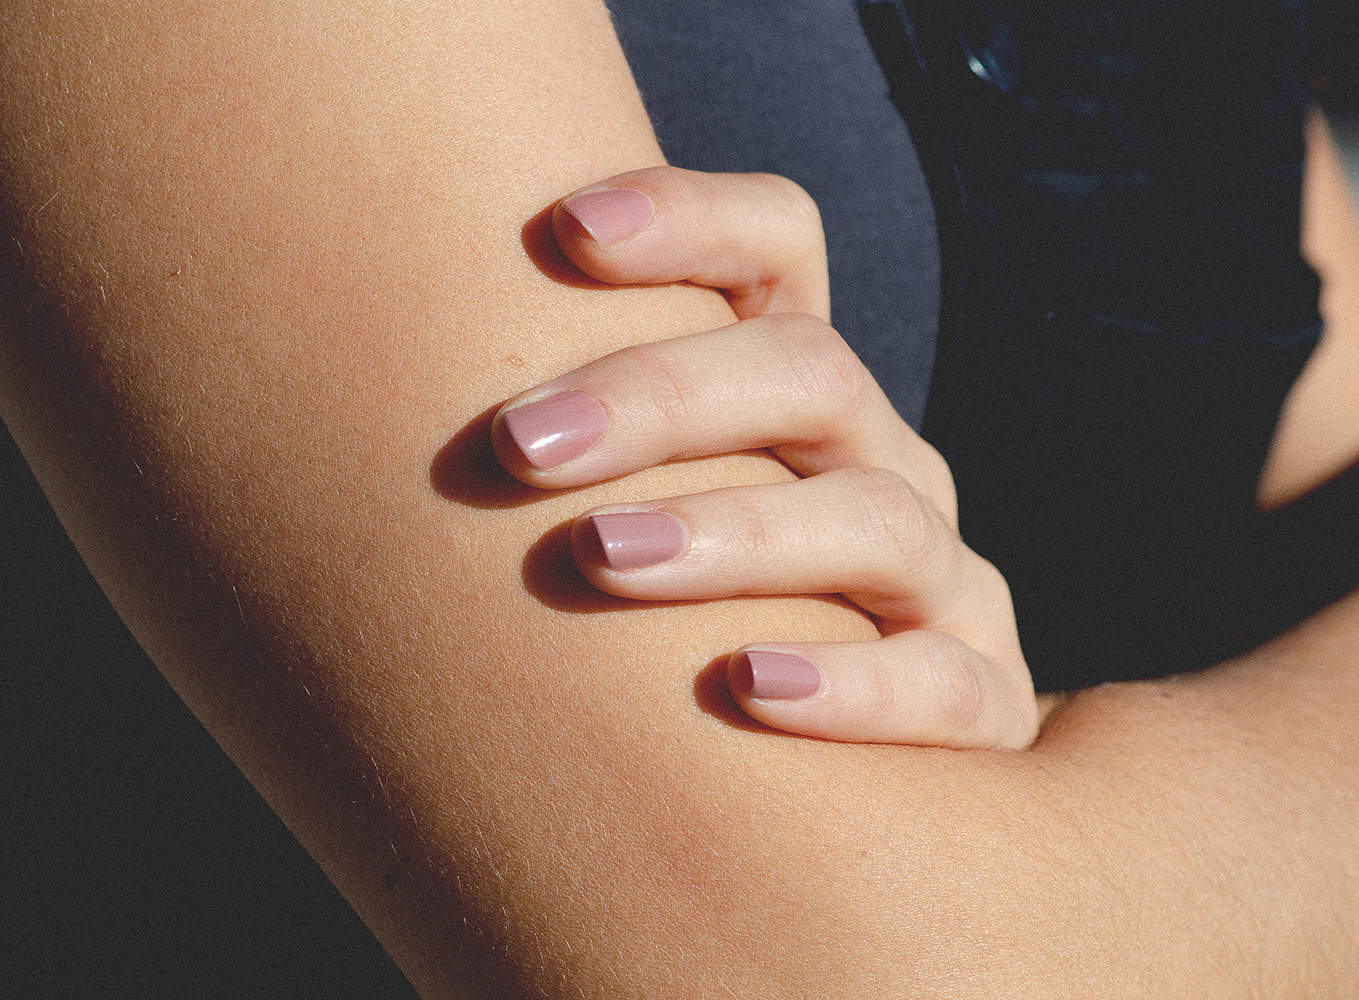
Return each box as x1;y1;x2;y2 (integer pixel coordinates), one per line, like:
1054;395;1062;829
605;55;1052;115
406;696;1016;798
493;167;1038;749
1;4;1357;998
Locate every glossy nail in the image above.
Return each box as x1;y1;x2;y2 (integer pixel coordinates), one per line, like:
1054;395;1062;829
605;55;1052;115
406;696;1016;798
502;391;608;469
561;188;655;246
584;512;686;570
738;650;822;700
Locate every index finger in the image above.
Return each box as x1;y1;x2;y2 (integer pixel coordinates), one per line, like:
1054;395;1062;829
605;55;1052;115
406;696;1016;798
552;166;831;321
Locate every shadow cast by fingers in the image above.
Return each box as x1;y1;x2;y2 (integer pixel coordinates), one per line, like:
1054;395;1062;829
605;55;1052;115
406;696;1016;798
521;524;840;740
521;204;613;290
432;404;598;510
521;520;635;612
692;655;784;736
430;404;533;509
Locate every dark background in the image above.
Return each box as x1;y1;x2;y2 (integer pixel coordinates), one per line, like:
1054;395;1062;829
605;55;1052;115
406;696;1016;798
2;427;419;999
1310;0;1359;113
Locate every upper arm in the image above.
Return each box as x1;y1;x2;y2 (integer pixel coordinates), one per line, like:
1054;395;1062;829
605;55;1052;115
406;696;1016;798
0;4;906;996
8;6;1354;997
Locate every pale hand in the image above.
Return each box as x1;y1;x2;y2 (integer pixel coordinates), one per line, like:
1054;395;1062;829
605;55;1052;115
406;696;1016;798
494;167;1040;750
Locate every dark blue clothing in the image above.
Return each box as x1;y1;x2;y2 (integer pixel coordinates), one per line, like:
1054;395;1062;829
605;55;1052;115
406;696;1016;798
608;0;942;427
608;0;1359;689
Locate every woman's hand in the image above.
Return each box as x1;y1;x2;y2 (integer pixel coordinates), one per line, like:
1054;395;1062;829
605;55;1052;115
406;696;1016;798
494;167;1040;750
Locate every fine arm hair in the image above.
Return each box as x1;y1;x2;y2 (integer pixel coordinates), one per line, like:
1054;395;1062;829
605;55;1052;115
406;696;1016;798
2;3;1357;997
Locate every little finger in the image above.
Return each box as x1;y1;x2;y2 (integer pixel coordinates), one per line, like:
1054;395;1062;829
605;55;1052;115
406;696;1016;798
553;166;829;320
726;636;1039;750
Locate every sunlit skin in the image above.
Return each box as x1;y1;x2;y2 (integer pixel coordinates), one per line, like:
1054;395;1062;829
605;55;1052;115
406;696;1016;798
3;4;1357;996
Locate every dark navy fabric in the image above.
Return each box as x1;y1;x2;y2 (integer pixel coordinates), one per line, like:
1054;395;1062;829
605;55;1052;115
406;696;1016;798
608;0;1359;690
607;0;941;429
888;1;1352;687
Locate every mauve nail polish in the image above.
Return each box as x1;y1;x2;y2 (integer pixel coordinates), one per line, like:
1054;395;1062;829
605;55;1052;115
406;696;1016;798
502;391;607;469
561;188;655;246
586;512;685;570
742;650;822;700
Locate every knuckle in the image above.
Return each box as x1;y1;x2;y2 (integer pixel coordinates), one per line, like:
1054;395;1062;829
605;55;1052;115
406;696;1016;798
724;495;776;563
863;662;904;722
915;443;958;519
924;641;988;735
972;555;1015;612
620;343;706;428
841;466;940;576
775;315;872;422
863;637;988;742
757;173;825;242
1004;689;1041;750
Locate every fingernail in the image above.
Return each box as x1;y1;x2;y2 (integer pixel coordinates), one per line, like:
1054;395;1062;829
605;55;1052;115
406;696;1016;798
738;650;822;700
584;512;686;570
502;391;608;469
561;188;655;246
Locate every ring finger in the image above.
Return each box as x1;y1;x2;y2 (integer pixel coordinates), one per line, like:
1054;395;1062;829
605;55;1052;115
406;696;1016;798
571;467;1014;644
493;314;956;519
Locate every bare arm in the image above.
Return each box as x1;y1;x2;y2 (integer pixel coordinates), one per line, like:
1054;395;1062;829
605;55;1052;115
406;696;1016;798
0;4;896;994
2;5;1356;998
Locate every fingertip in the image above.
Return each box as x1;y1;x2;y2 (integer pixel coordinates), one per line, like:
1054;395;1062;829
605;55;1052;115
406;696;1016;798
557;186;655;248
570;513;609;570
726;648;833;742
726;649;755;699
491;390;608;478
728;649;822;701
570;510;686;573
488;403;535;481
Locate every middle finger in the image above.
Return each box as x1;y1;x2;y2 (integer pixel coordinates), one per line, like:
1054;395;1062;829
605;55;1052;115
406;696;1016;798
492;314;955;516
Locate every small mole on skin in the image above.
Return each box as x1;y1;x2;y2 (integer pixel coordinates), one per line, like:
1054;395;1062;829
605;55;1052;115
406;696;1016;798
503;353;526;369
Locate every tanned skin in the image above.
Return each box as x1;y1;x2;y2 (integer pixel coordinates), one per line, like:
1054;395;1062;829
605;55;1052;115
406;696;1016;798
2;5;1356;996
